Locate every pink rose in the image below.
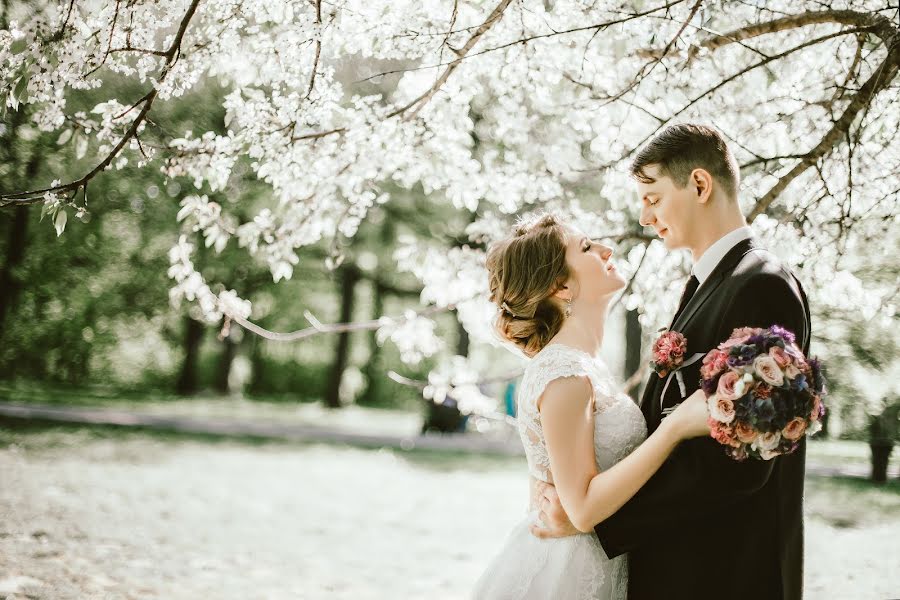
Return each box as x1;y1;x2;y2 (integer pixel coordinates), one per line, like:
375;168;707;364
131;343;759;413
783;364;801;380
784;343;803;359
809;395;823;421
709;418;739;447
768;346;791;368
755;430;781;451
701;350;729;380
718;327;758;350
716;371;743;401
754;383;772;399
707;394;736;424
734;421;759;444
732;327;759;338
782;417;808;441
753;355;784;387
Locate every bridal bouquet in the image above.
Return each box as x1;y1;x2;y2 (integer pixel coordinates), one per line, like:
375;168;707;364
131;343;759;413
700;326;826;461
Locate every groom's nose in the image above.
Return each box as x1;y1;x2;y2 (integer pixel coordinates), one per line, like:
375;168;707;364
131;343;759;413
639;205;655;227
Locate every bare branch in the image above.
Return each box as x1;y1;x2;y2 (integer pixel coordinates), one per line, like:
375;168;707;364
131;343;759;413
387;0;514;120
47;0;77;43
107;45;169;58
227;303;453;342
83;0;122;78
365;0;687;86
609;237;651;314
749;30;900;219
440;0;460;60
686;9;896;59
305;0;322;100
592;0;704;109
587;19;882;177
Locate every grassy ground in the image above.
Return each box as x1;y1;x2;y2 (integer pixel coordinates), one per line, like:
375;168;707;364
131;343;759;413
1;425;897;599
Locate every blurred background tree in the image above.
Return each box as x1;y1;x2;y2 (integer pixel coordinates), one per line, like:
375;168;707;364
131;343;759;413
0;1;897;449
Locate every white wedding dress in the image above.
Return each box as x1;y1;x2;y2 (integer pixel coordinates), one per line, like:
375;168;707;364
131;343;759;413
473;344;648;600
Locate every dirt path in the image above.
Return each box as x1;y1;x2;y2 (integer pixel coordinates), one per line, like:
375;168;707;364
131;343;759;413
1;431;898;599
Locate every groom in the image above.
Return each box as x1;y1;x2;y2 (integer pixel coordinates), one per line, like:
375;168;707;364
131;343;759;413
533;124;811;600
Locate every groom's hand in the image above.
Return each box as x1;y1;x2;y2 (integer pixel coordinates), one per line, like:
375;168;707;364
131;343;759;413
530;480;579;539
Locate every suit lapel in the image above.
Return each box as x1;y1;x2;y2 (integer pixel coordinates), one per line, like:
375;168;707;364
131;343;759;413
671;238;758;333
640;238;759;427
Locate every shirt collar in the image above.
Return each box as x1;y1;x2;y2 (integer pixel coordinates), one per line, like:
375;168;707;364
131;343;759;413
692;226;754;285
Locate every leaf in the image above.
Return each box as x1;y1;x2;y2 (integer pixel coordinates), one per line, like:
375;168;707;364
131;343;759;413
56;128;73;145
54;209;67;237
12;71;29;102
9;38;28;55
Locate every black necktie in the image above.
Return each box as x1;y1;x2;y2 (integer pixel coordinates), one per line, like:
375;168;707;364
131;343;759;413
673;274;700;321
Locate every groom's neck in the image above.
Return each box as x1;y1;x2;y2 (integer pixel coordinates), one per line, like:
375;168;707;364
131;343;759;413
688;209;747;263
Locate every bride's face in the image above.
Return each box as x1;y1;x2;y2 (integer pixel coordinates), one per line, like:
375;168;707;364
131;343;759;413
559;226;626;304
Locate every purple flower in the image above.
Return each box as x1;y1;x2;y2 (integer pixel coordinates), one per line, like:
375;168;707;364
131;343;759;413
807;357;826;393
747;334;766;347
772;392;794;429
767;325;796;344
701;374;720;396
734;393;754;421
727;345;757;367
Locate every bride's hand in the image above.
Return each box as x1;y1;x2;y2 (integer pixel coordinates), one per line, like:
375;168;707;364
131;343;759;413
666;389;711;440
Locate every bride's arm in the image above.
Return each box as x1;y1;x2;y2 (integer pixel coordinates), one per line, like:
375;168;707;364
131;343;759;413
539;377;708;533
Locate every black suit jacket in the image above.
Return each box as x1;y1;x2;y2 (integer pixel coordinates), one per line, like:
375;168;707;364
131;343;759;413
594;238;812;600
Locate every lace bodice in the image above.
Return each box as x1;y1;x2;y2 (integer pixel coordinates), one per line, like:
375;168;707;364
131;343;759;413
517;344;648;486
473;344;647;600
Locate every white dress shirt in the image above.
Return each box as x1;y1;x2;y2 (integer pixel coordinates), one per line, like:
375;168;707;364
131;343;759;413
692;226;754;285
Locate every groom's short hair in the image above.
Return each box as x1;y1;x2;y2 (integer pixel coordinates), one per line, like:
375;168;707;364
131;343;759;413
630;124;740;200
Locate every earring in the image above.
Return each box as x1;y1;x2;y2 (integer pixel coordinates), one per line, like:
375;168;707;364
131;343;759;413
565;297;572;318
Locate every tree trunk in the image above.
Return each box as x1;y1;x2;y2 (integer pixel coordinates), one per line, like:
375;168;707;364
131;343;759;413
176;316;204;395
324;266;359;408
0;205;28;341
248;334;266;395
455;310;470;357
870;443;893;484
0;108;39;343
214;326;238;395
360;280;385;406
624;307;643;401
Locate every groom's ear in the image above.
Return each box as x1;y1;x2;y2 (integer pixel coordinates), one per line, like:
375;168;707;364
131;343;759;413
690;168;714;204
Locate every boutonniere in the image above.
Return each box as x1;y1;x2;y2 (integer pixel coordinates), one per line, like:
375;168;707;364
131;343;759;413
650;328;687;378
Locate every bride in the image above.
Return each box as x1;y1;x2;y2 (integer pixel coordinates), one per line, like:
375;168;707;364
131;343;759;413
473;213;710;600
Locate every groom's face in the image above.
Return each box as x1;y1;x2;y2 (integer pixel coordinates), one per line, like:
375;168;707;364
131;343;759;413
635;164;698;251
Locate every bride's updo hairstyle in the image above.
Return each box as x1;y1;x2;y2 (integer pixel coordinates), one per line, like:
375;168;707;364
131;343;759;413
486;213;571;357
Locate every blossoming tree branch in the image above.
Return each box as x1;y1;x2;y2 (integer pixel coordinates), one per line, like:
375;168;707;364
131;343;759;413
1;1;897;384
